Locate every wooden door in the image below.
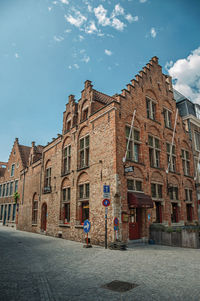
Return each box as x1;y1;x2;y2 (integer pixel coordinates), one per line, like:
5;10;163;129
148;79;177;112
41;203;47;231
129;208;141;240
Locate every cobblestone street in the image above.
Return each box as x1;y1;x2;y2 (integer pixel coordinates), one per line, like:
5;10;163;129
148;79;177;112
0;227;200;301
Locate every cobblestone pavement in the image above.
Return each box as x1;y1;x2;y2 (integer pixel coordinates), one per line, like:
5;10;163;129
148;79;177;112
0;227;200;301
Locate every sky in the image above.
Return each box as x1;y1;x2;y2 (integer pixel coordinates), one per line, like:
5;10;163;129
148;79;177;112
0;0;200;162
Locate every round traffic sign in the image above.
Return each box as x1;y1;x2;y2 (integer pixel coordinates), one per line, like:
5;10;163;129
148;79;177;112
114;217;119;226
83;219;91;233
102;199;110;207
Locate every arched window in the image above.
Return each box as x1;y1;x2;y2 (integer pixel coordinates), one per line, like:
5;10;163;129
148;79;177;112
32;194;38;224
44;160;51;193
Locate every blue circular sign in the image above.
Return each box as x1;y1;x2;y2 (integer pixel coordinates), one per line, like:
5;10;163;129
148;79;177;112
102;199;110;207
83;219;91;233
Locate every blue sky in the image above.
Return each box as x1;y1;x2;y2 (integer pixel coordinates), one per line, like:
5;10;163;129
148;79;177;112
0;0;200;162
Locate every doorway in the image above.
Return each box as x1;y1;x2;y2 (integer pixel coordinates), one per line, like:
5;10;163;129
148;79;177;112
129;208;141;240
41;203;47;231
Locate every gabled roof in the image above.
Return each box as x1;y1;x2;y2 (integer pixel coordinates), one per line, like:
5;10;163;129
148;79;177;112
93;90;115;105
173;89;189;103
18;145;31;168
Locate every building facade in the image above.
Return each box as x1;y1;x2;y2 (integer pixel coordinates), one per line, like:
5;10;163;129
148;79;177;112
1;57;198;244
175;90;200;220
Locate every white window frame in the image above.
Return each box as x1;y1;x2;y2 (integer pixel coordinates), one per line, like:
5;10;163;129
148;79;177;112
166;142;176;172
148;135;161;168
63;145;71;174
181;149;190;176
127;179;143;192
146;97;156;120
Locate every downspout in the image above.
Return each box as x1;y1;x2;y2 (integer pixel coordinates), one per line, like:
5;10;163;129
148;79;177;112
22;169;26;205
39;153;44;202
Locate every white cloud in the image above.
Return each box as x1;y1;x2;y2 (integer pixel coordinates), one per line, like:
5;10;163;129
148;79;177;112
85;21;97;34
54;35;64;42
94;5;111;27
74;63;79;69
125;14;138;23
140;0;147;3
68;65;72;69
15;53;19;59
88;5;92;12
48;7;52;11
112;18;125;31
65;11;87;28
111;4;124;18
79;35;84;41
166;47;200;104
60;0;69;4
65;29;71;33
150;27;156;38
52;1;58;4
105;49;112;56
82;55;90;63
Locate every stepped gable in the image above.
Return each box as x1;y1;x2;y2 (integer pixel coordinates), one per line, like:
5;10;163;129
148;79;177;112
18;144;31;168
120;56;170;97
93;89;115;105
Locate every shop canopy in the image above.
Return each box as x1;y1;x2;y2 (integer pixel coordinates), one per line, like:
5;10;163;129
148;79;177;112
128;192;154;208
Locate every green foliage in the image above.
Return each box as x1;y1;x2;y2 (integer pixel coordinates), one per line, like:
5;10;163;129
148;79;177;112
14;191;20;203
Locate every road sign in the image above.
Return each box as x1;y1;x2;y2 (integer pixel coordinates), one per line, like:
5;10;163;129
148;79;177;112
114;217;119;226
83;219;91;233
103;185;110;193
102;199;110;207
124;166;134;173
114;225;119;231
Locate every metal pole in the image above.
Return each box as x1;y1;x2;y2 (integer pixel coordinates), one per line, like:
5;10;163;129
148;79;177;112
87;233;88;246
105;207;107;249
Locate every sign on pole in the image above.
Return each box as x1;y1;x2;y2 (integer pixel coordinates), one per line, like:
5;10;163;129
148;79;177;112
102;199;110;207
103;185;110;199
83;219;91;247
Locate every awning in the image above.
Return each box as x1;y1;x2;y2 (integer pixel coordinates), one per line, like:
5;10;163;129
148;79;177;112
128;192;154;208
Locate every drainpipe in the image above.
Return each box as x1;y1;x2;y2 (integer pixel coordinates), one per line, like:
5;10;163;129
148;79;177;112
39;153;44;202
22;169;26;205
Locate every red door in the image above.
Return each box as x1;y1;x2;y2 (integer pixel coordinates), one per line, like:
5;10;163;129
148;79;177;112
129;208;141;240
41;203;47;231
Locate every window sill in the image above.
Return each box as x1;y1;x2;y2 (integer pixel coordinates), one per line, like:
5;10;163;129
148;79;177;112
125;159;145;166
77;165;89;172
165;126;173;131
168;170;180;176
75;225;83;229
59;224;71;228
183;174;194;179
150;166;164;171
61;171;71;177
147;118;161;125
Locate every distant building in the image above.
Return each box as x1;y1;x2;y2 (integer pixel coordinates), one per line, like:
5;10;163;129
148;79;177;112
175;89;200;220
0;57;198;244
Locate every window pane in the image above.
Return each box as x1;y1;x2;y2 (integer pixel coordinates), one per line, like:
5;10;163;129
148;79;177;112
82;202;89;223
152;103;156;120
134;130;140;141
63;189;66;201
126;126;130;138
155;138;160;149
136;181;142;191
151;184;156;197
85;183;90;198
134;144;139;162
80;138;84;149
146;99;150;118
79;185;84;199
127;179;134;190
67;188;71;201
64;203;70;222
158;185;162;198
148;136;153;146
85;136;89;147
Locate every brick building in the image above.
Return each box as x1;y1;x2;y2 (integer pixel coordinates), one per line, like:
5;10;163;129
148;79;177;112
1;57;198;244
0;138;31;227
